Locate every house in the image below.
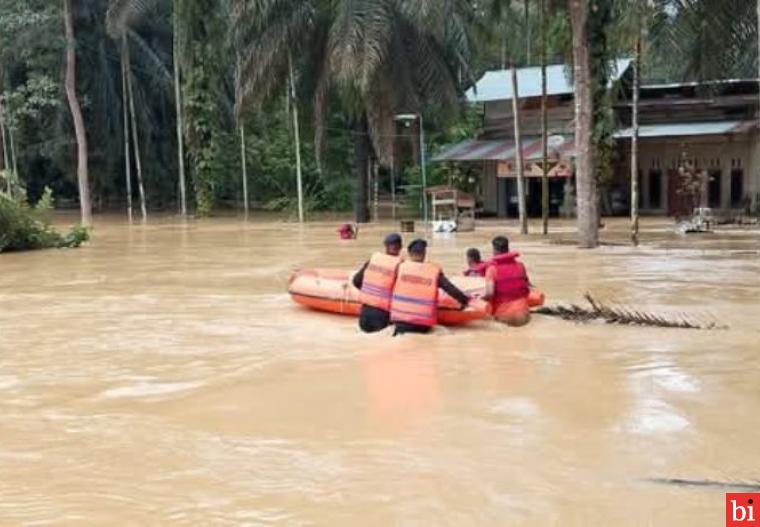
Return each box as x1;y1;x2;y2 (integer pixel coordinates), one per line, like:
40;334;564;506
433;62;760;218
614;79;759;216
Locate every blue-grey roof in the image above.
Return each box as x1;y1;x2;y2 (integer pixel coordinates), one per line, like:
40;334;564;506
614;121;756;139
466;59;632;102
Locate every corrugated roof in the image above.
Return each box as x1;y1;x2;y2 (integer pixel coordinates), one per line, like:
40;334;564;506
614;121;756;139
466;59;632;103
432;136;575;162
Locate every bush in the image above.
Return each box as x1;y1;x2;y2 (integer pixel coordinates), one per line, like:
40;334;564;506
0;188;89;253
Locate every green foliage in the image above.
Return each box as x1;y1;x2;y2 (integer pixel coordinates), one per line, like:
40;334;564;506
0;188;88;253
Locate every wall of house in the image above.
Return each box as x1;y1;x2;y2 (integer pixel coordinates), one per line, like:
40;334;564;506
483;96;575;138
630;134;757;215
481;161;498;214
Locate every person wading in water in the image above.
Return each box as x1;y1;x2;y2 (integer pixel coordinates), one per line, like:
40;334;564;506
390;239;469;336
483;235;532;326
353;233;403;333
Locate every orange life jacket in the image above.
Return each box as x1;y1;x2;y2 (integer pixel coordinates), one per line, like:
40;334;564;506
390;261;441;327
358;252;401;311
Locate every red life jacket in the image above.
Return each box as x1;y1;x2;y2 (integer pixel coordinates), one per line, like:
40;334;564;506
358;252;402;311
488;252;529;304
390;262;441;327
463;262;488;277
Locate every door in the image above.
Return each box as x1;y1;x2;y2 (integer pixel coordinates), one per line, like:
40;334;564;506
707;169;722;209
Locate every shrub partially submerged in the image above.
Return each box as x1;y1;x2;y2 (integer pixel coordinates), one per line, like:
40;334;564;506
0;181;89;253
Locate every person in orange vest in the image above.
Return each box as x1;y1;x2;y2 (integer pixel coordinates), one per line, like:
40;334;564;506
390;239;469;336
483;235;531;326
352;233;403;333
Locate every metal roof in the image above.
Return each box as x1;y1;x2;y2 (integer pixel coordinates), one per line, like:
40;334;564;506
614;121;756;139
466;59;632;103
432;136;575;162
642;78;759;90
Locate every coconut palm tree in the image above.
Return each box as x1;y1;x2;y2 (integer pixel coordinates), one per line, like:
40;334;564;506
232;0;474;224
568;0;597;248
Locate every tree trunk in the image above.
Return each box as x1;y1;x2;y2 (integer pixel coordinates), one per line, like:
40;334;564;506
8;125;18;177
120;38;133;222
125;37;147;221
569;0;598;248
631;32;641;246
525;0;531;65
240;124;249;216
511;62;528;234
63;0;92;226
353;117;370;223
0;104;9;176
173;1;187;216
540;0;549;235
288;52;304;223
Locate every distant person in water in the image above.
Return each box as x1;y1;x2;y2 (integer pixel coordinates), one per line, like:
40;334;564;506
390;239;469;336
352;233;403;333
463;248;487;277
483;235;531;326
338;223;357;240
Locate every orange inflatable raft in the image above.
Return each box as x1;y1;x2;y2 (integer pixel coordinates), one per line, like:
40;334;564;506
288;268;545;326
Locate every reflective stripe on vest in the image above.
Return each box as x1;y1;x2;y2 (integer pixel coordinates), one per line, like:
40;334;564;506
390;261;440;327
358;252;401;311
489;253;529;304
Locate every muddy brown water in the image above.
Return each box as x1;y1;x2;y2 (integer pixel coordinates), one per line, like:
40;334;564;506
0;215;758;525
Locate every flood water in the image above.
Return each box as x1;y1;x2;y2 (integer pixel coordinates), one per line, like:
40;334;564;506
0;215;758;525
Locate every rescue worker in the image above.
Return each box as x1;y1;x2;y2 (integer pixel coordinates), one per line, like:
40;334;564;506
352;233;403;333
390;239;470;336
483;235;531;326
463;248;487;277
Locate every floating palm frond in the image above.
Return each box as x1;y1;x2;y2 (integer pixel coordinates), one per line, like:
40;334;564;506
535;293;727;330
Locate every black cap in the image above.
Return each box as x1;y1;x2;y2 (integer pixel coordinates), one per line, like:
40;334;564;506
408;238;428;254
383;233;402;246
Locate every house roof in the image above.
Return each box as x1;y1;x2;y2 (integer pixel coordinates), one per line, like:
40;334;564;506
614;121;756;139
432;135;575;162
466;59;632;103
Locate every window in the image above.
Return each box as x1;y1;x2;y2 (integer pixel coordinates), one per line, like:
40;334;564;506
649;170;662;209
731;169;744;208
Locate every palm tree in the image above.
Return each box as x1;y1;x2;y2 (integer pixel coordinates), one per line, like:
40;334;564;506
233;0;473;224
108;0;187;217
568;0;597;248
63;0;92;226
